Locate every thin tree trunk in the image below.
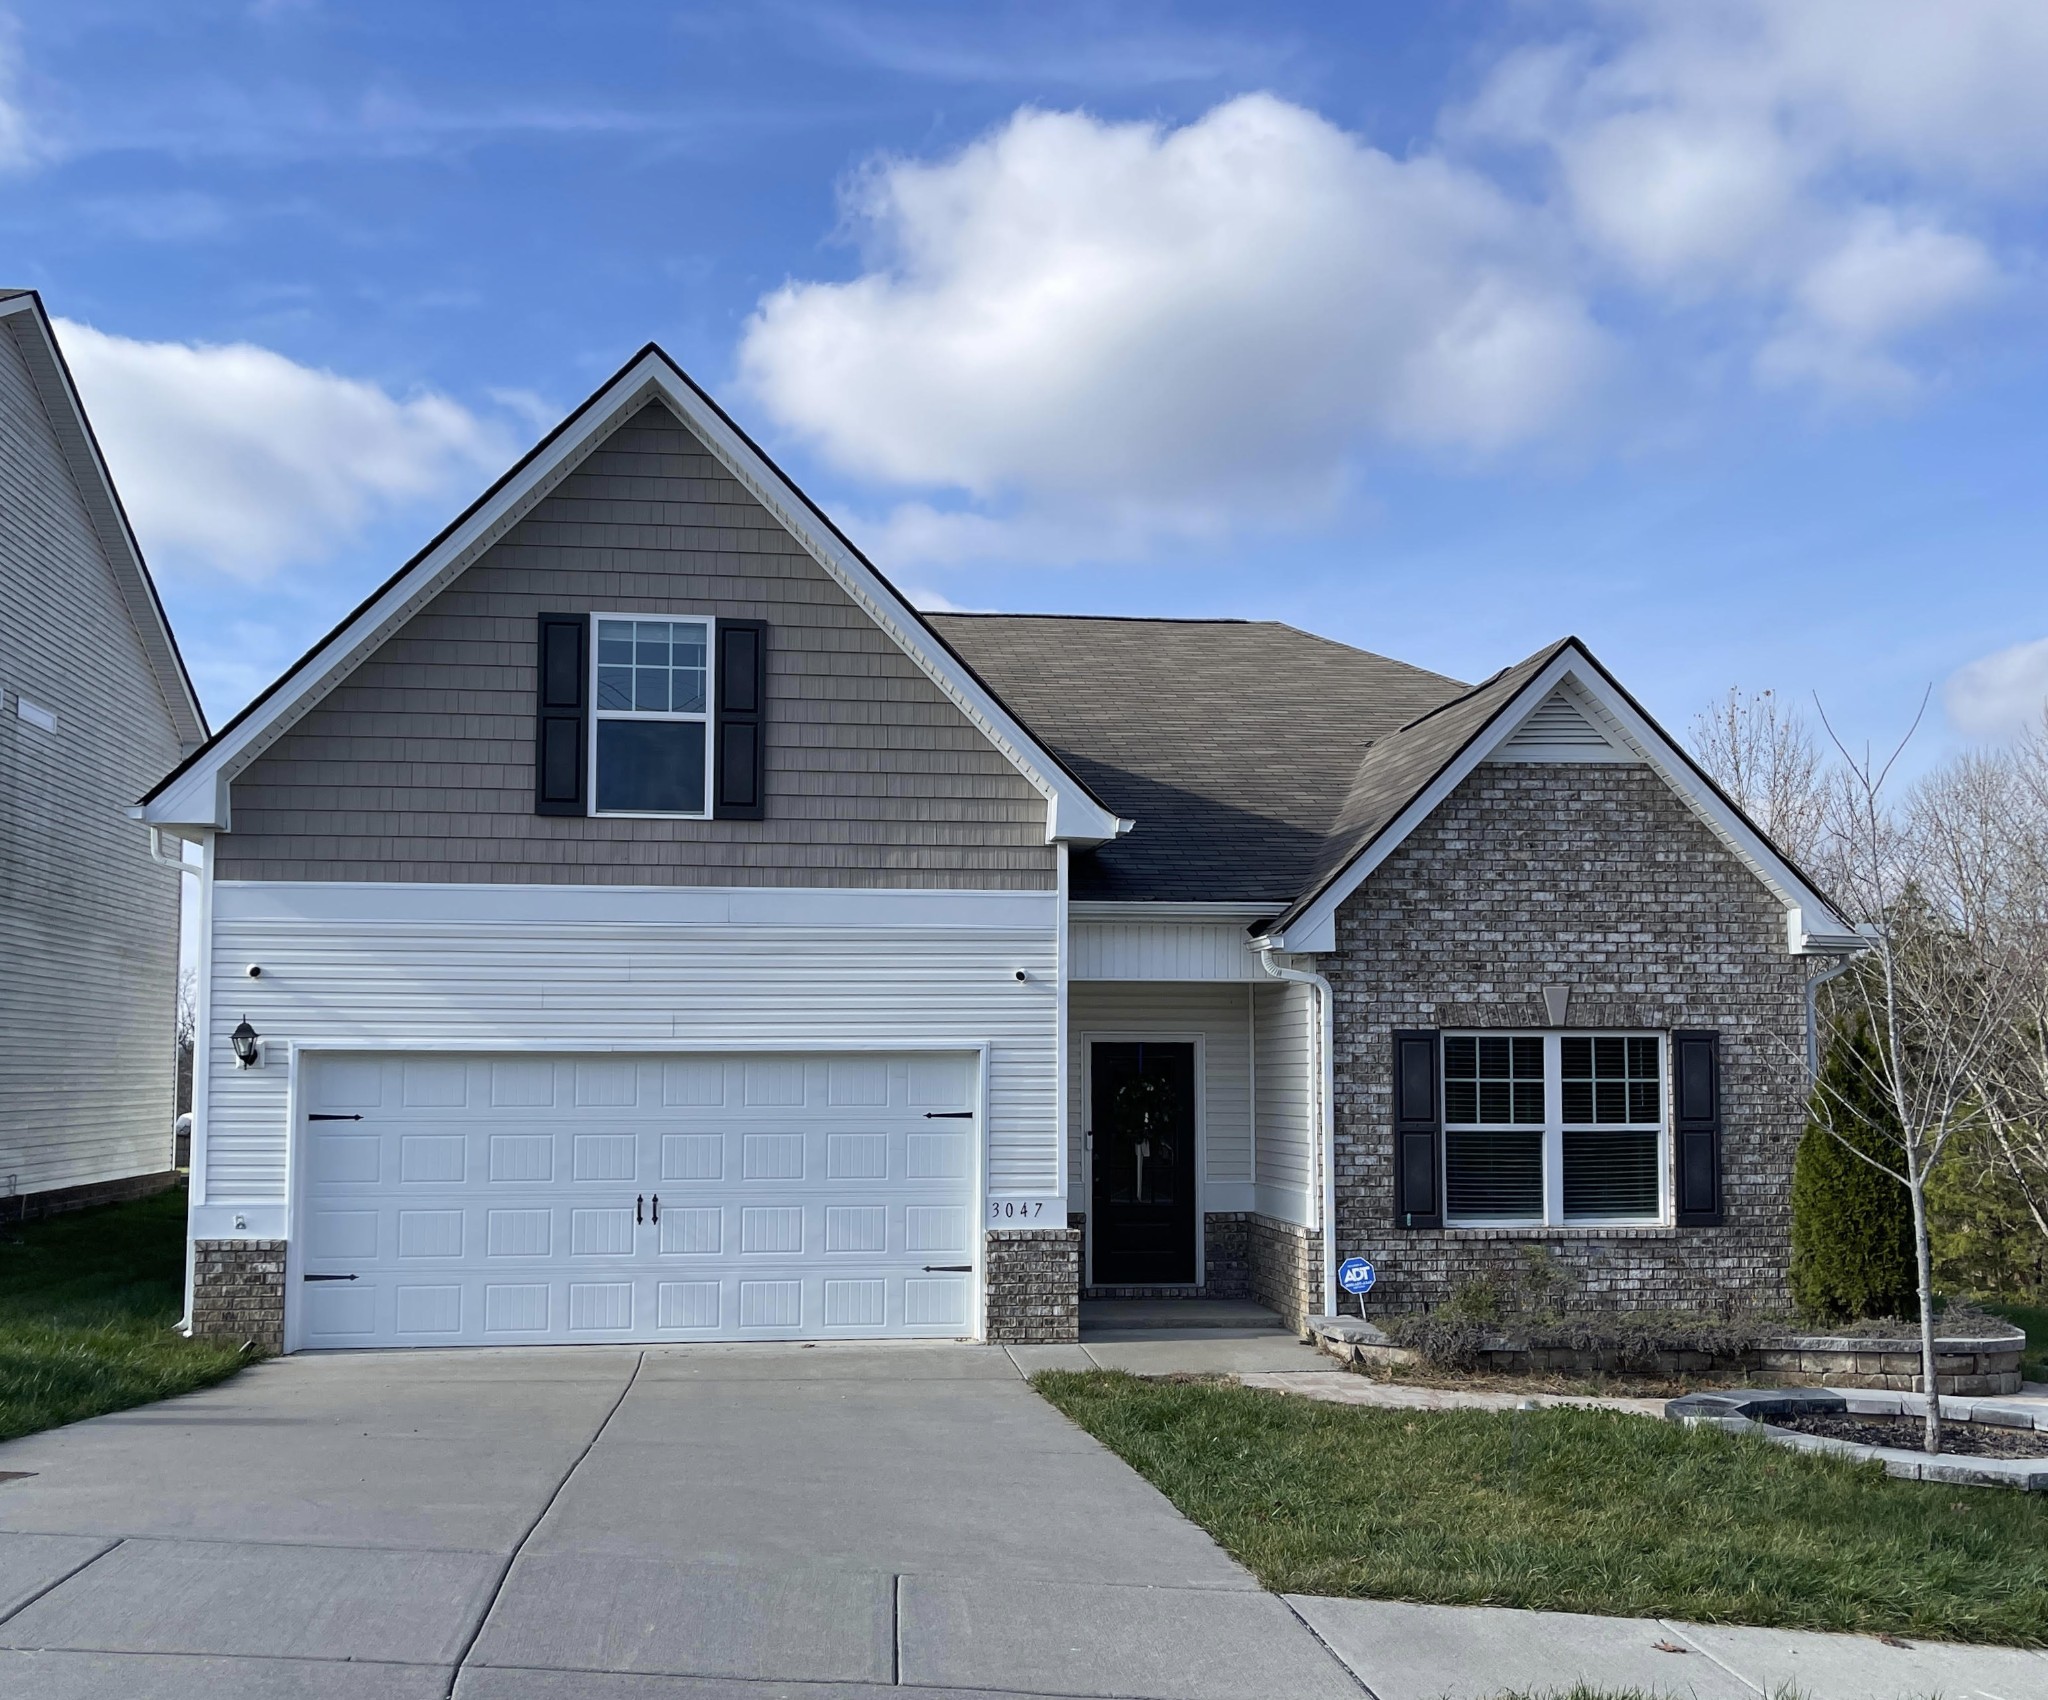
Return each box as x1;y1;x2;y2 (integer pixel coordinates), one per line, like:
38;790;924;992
1909;1168;1942;1454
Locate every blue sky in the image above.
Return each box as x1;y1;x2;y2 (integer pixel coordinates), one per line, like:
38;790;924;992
5;0;2047;765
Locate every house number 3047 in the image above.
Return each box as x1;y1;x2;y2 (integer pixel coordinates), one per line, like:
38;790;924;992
987;1200;1047;1222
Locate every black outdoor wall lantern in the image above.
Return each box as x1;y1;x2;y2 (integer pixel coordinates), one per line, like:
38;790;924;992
230;1017;261;1069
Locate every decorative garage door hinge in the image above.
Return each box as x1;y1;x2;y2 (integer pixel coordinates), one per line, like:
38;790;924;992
307;1113;364;1122
921;1264;973;1272
922;1111;973;1119
302;1273;358;1282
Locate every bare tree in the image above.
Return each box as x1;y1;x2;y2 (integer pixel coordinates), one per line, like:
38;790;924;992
1810;696;2029;1453
1690;687;1831;872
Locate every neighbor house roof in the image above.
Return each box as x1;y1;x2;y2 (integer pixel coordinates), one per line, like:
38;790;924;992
0;290;208;751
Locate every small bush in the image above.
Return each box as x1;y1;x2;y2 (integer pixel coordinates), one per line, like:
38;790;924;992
1789;1020;1917;1324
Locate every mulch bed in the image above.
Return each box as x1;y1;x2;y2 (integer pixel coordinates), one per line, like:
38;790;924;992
1773;1412;2048;1460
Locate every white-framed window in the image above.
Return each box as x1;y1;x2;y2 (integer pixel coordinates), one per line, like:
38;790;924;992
590;614;715;817
1442;1032;1666;1227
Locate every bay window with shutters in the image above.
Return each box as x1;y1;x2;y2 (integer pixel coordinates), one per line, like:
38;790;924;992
1392;1026;1725;1233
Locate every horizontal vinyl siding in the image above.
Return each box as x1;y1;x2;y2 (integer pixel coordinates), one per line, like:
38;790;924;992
215;403;1054;890
1068;983;1251;1198
1253;981;1315;1225
203;886;1059;1209
1070;922;1262;981
0;318;183;1196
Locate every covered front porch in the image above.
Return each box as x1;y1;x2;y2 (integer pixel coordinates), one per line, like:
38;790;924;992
1068;907;1328;1331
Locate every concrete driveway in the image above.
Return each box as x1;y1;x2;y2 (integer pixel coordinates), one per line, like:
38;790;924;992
0;1344;1362;1699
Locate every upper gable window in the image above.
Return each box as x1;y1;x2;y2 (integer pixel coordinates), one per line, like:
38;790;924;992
591;616;713;816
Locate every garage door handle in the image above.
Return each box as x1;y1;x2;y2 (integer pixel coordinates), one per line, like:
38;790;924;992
636;1194;644;1224
651;1194;660;1223
922;1264;972;1272
304;1273;358;1282
922;1111;973;1119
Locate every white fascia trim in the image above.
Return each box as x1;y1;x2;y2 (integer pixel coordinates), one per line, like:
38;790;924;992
211;879;1057;931
144;353;1119;844
1071;901;1277;923
1266;648;1857;956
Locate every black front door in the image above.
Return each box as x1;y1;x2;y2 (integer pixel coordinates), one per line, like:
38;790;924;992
1089;1041;1197;1285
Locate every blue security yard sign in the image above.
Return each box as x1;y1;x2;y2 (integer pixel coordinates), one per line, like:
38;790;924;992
1337;1257;1376;1309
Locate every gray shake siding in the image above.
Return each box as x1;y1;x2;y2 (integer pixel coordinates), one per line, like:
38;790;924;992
217;402;1054;888
0;317;186;1200
1326;762;1808;1312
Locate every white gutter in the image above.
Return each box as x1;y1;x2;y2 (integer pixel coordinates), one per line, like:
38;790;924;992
1259;947;1337;1320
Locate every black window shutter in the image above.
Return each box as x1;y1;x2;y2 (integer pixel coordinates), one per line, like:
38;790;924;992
533;612;588;817
1673;1030;1723;1226
714;619;767;821
1393;1029;1443;1229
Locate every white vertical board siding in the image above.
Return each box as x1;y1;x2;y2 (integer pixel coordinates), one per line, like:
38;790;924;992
202;884;1058;1219
1070;922;1262;981
1067;983;1251;1201
1253;980;1315;1225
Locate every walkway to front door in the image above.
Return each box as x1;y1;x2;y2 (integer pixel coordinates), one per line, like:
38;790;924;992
0;1344;1359;1698
1089;1039;1199;1286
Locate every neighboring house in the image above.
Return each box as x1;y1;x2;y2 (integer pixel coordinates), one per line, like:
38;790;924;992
137;346;1857;1353
1;289;208;1219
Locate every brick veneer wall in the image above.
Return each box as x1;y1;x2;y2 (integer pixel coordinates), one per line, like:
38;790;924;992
1248;1215;1323;1334
985;1227;1081;1342
191;1239;286;1353
1324;763;1810;1314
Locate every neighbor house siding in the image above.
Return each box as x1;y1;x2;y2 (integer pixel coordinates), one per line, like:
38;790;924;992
215;401;1055;889
1326;761;1808;1311
197;882;1060;1217
0;318;185;1200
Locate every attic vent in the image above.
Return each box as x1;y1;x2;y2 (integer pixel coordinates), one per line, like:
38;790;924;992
1490;686;1627;763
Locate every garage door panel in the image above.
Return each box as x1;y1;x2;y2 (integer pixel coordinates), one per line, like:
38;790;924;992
295;1050;982;1349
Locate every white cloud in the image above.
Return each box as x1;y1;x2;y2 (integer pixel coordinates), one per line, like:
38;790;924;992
739;95;1605;559
1945;637;2048;739
55;319;513;581
1456;0;2040;399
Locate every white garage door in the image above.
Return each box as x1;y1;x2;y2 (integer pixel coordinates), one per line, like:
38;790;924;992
293;1050;981;1350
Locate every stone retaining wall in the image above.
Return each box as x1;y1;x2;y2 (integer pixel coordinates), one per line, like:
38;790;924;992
1310;1317;2025;1396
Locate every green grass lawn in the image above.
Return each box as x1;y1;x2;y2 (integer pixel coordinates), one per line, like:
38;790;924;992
0;1186;251;1444
1983;1300;2047;1383
1034;1370;2048;1646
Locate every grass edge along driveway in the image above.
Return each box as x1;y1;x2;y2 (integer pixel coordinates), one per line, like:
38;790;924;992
0;1186;250;1445
1033;1369;2048;1648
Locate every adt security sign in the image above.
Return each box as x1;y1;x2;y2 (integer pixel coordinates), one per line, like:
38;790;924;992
1337;1258;1376;1316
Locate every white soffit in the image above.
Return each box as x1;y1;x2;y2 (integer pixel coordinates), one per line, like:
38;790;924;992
1268;647;1857;956
140;350;1123;844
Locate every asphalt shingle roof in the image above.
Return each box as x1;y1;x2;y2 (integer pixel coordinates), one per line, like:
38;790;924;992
926;613;1482;907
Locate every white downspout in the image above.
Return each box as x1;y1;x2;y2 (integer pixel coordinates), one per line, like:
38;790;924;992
1259;947;1337;1321
1804;954;1860;1077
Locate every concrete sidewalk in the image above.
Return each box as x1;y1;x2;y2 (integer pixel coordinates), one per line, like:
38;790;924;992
1290;1596;2048;1700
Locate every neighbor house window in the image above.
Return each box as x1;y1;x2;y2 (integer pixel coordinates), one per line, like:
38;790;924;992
1443;1032;1666;1227
591;616;713;816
